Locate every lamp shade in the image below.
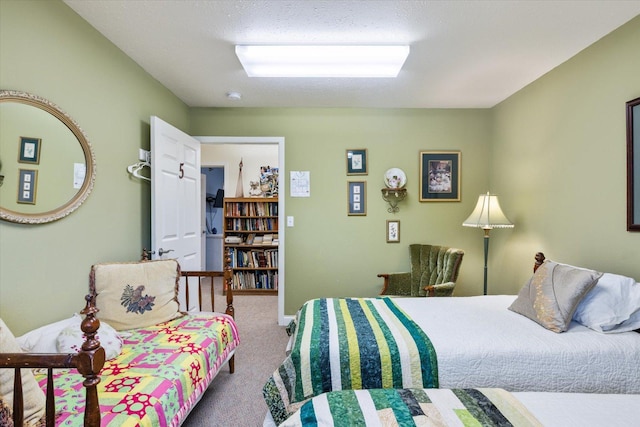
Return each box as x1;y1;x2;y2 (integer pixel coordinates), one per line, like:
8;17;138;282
462;192;514;229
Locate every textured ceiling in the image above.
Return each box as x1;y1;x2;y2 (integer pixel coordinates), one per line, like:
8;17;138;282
63;0;640;108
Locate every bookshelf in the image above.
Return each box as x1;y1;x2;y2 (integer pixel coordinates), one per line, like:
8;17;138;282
223;197;278;295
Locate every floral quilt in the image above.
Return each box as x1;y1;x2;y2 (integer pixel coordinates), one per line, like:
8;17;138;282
36;313;239;427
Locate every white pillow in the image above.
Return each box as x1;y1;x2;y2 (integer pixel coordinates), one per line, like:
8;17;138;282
56;316;123;360
16;315;78;353
0;318;46;425
573;272;640;333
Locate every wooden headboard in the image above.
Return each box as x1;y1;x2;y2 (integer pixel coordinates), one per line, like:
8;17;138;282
533;252;546;272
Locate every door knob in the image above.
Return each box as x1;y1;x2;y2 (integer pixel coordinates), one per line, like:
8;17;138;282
158;248;174;256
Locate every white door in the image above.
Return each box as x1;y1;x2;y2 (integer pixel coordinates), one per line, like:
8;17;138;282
151;116;201;311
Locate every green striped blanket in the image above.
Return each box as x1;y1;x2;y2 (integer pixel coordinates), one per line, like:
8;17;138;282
264;298;438;425
279;388;543;427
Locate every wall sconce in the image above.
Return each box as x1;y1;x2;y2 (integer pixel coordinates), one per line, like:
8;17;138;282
381;188;407;213
381;168;407;213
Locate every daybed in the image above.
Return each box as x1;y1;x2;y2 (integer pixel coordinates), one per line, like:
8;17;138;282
264;252;640;425
0;259;240;427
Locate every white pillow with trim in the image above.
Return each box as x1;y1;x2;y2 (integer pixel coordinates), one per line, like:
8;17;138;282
56;315;123;360
16;314;78;353
573;272;640;333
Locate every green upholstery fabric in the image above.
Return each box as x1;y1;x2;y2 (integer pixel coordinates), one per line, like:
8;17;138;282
381;244;464;297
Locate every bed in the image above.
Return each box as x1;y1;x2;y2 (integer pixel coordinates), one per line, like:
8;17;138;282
264;252;640;425
267;388;640;427
0;260;240;427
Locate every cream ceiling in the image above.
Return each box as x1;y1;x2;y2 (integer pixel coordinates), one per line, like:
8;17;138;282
64;0;640;108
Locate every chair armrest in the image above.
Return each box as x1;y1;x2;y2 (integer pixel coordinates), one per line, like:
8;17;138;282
378;272;411;295
424;281;455;297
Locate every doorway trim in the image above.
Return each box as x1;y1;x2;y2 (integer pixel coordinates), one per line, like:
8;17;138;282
196;136;286;326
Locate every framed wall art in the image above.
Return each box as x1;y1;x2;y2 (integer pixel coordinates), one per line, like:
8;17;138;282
386;220;400;243
420;151;460;202
18;136;42;164
17;169;38;204
346;149;368;175
347;181;366;215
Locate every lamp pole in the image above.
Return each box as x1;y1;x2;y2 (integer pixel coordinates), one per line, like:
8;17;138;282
483;228;490;295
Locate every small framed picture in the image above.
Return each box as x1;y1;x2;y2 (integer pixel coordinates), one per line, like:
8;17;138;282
18;137;42;164
347;181;366;215
346;149;368;175
420;151;461;201
386;220;400;243
17;169;38;204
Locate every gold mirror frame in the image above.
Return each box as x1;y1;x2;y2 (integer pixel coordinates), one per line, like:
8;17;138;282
0;90;96;224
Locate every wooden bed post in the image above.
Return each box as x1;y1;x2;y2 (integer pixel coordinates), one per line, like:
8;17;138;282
224;248;235;319
77;294;106;427
534;252;546;272
223;248;235;374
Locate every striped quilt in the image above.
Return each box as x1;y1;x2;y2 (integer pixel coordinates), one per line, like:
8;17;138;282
279;388;543;427
264;298;438;425
35;313;239;427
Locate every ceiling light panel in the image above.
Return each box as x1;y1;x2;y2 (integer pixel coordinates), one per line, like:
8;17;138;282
235;45;410;78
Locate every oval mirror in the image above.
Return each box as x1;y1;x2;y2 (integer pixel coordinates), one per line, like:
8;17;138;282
0;90;96;224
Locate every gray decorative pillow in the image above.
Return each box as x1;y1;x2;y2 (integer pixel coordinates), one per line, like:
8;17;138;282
509;260;602;333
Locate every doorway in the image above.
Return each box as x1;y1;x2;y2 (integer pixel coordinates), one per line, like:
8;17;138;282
196;136;286;326
201;166;224;271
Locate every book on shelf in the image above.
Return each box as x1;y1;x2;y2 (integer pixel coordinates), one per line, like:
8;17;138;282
262;234;273;244
225;235;242;243
253;235;264;245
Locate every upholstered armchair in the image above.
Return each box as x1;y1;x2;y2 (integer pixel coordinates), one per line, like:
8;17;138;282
379;244;464;297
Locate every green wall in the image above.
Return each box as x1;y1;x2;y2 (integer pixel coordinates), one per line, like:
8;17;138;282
1;1;638;333
190;108;492;314
0;0;189;334
489;15;640;294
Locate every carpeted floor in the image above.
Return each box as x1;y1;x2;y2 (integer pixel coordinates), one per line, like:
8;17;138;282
181;278;289;427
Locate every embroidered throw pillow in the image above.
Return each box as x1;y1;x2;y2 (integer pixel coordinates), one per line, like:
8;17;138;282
0;318;46;426
509;260;602;333
90;259;183;331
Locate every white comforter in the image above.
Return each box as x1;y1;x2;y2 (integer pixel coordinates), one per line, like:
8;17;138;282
396;295;640;393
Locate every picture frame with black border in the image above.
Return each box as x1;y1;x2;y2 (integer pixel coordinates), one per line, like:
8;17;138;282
347;181;366;215
386;220;400;243
18;136;42;164
346;149;368;175
420;151;461;201
17;169;38;204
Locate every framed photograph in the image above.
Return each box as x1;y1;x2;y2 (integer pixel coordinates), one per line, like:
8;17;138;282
420;151;461;201
346;149;368;175
17;169;38;204
18;136;42;164
347;181;366;215
386;220;400;243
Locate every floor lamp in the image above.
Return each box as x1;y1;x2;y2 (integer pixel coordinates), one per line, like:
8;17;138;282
463;192;514;295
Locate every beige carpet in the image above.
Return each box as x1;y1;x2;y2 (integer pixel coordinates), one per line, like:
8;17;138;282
181;278;289;427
